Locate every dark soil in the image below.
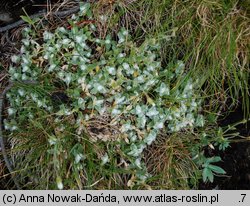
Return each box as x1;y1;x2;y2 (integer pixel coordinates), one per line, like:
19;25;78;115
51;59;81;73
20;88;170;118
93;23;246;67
199;104;250;190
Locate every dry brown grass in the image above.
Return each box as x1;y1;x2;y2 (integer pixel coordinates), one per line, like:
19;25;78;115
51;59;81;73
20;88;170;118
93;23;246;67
144;133;199;189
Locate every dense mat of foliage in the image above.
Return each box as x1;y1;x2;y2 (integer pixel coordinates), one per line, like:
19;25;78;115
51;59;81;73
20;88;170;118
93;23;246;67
4;3;208;189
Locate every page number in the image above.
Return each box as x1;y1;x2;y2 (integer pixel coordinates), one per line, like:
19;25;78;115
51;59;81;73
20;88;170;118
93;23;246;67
240;194;246;203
